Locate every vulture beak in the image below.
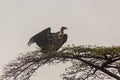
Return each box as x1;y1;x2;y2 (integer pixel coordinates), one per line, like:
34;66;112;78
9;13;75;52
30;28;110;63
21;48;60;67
62;26;68;30
64;27;68;30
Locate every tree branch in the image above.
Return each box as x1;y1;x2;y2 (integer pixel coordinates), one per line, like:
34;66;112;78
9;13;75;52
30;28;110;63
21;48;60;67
1;45;120;80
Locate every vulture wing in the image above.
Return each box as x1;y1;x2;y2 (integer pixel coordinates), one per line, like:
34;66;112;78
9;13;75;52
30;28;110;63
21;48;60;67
28;27;51;47
55;34;68;51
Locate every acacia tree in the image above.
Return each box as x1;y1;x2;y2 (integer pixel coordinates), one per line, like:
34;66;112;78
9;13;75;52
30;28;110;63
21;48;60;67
0;45;120;80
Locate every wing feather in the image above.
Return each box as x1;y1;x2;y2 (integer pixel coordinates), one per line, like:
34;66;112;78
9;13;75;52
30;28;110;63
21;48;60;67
28;27;51;47
55;34;68;51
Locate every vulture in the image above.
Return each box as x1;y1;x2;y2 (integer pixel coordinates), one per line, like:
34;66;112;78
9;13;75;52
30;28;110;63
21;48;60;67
28;27;68;52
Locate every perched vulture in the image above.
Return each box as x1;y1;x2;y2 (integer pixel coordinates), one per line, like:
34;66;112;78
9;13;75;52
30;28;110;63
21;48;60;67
28;27;68;52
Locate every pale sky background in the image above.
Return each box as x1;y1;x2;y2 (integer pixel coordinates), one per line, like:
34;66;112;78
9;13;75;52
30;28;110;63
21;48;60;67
0;0;120;80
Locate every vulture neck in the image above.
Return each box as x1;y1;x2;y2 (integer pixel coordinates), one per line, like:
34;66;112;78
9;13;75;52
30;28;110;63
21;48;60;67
60;28;64;33
58;29;64;39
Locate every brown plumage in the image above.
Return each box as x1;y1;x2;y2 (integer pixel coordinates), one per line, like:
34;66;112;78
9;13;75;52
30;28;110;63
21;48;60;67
28;27;68;52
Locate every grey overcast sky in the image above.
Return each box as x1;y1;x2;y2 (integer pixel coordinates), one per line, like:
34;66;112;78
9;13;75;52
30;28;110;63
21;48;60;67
0;0;120;80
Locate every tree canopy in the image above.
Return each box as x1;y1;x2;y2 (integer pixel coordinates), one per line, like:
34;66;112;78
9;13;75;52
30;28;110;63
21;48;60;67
1;45;120;80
